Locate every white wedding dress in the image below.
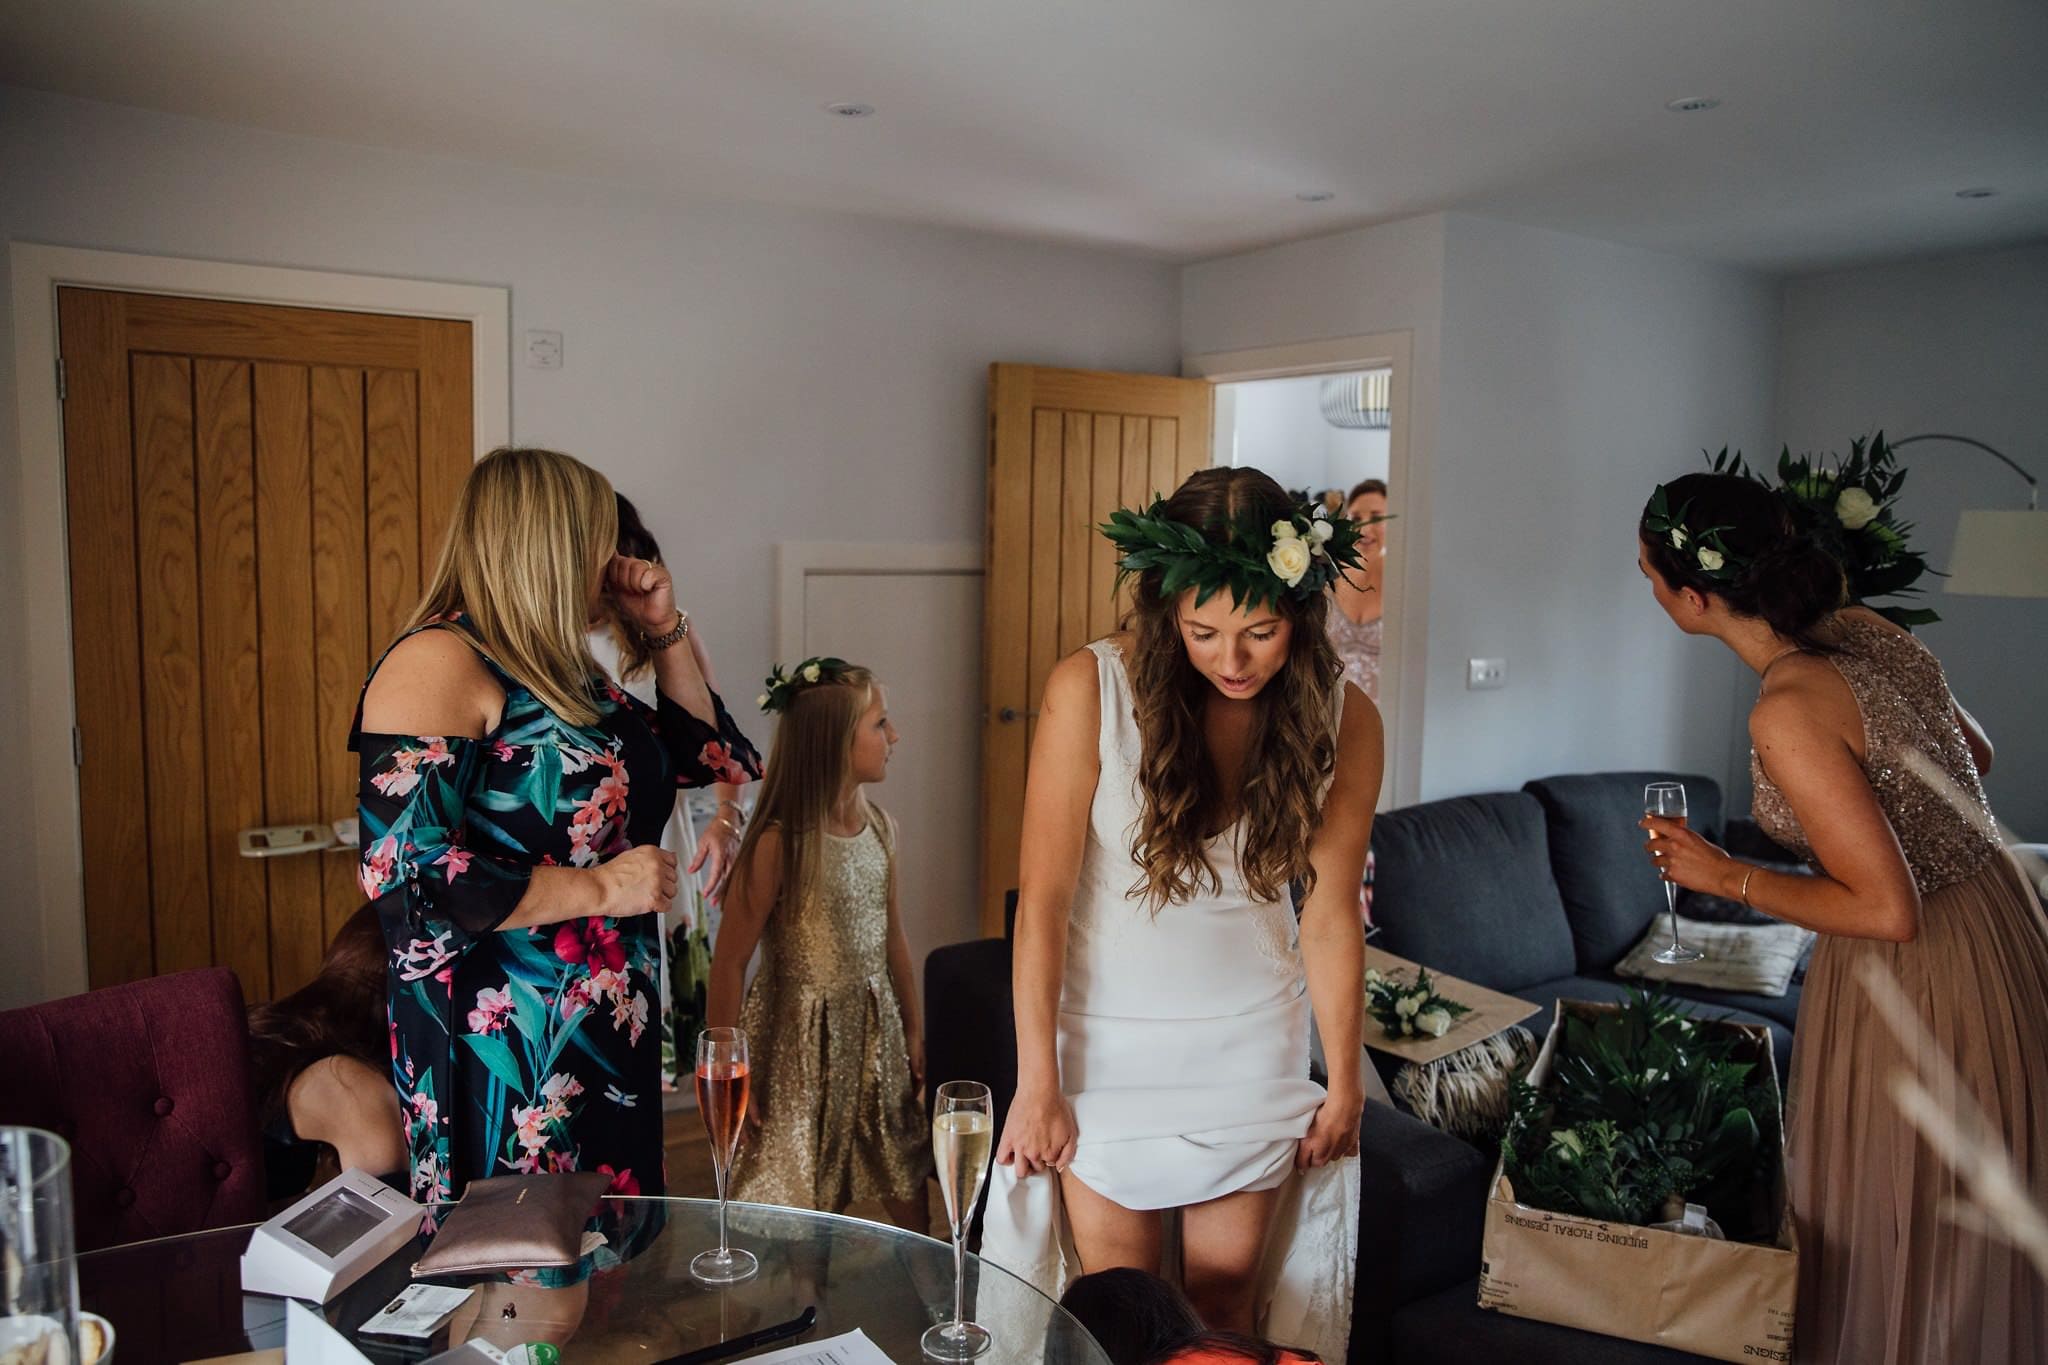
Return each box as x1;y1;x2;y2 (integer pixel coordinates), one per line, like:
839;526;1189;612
980;640;1359;1361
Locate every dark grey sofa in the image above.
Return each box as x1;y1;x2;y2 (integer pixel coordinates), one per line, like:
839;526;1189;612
1355;770;1801;1364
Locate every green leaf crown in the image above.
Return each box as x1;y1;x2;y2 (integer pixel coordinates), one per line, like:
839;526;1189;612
1651;433;1938;627
1099;495;1377;612
758;655;853;714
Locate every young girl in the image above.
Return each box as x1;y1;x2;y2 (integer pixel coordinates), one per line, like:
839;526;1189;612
707;659;931;1229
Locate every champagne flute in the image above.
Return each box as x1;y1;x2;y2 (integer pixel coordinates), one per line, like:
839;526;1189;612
1645;781;1705;965
691;1027;758;1284
922;1081;994;1361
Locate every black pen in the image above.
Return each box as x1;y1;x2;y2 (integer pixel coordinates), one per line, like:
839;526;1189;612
652;1305;819;1365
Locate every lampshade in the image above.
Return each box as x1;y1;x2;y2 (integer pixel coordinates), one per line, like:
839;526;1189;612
1945;508;2048;597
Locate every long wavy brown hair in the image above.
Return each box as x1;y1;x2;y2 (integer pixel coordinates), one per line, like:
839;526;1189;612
1125;467;1342;910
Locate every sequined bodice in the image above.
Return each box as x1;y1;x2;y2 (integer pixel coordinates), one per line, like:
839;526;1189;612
759;814;892;987
1327;610;1382;701
1750;615;1999;894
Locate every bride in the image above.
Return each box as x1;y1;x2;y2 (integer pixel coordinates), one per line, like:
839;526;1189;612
984;466;1379;1355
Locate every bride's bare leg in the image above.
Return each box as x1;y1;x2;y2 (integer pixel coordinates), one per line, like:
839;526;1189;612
1181;1184;1284;1331
1058;1170;1162;1275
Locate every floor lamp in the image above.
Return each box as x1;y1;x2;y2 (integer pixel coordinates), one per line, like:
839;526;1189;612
1890;433;2048;598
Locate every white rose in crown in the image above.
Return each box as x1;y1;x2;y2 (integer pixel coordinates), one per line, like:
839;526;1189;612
1696;546;1725;572
1835;486;1879;530
1271;519;1301;542
1268;537;1312;586
1416;1008;1452;1038
756;692;770;709
1309;519;1334;544
1669;527;1688;549
803;663;822;683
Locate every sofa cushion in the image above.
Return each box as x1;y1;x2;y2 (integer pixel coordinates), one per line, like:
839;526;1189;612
1392;1277;1715;1364
1523;772;1724;973
1369;792;1577;992
1511;974;1792;1082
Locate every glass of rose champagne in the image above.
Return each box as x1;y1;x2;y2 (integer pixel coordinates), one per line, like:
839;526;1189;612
922;1081;994;1360
691;1027;757;1284
1645;781;1706;965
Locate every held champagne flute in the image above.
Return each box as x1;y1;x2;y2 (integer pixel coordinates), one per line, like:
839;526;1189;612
922;1081;995;1361
691;1027;758;1284
1645;781;1706;965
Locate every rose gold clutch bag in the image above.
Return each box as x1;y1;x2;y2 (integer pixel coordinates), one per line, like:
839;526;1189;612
411;1171;612;1276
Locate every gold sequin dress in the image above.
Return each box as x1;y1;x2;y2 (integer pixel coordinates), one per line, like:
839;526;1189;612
1750;614;2048;1364
730;807;930;1212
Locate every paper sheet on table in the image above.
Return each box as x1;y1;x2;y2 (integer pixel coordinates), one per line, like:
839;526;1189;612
731;1328;894;1365
284;1300;371;1364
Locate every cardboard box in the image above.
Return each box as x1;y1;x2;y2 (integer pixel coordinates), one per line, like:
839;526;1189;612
1476;1001;1798;1363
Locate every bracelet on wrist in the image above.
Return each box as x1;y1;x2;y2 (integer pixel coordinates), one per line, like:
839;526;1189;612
644;610;690;651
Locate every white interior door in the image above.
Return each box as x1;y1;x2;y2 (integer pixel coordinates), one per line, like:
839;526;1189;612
786;548;984;967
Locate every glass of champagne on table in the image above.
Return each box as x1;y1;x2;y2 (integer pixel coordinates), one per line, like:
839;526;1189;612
691;1027;757;1284
922;1081;994;1361
1644;781;1705;965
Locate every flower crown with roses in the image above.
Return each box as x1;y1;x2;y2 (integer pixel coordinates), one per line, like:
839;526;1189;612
758;656;854;714
1642;483;1749;583
1100;495;1374;612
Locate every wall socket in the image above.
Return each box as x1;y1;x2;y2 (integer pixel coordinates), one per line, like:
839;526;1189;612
525;329;563;369
1467;657;1507;690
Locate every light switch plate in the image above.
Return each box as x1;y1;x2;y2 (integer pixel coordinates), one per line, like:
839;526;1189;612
1468;657;1507;690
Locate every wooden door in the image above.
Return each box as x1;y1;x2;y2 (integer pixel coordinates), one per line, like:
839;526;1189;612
59;288;473;999
980;364;1212;936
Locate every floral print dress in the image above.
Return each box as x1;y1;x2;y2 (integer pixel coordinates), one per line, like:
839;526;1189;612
353;614;760;1281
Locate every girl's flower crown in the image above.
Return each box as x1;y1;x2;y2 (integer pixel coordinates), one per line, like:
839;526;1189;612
758;656;852;714
1100;495;1377;612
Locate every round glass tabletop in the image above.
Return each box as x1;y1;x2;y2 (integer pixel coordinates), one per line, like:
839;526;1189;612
76;1197;1108;1365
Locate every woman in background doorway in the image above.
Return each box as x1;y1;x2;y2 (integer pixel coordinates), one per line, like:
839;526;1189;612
1325;480;1387;700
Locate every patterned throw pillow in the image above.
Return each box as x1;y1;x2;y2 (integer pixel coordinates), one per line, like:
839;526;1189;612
1615;915;1817;998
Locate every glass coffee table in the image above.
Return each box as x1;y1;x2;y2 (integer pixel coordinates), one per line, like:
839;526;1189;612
77;1197;1108;1364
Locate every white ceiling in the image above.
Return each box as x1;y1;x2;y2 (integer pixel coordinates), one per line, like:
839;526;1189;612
4;1;2046;273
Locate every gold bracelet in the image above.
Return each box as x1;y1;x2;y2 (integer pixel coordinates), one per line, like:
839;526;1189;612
644;610;690;650
712;816;741;837
1739;865;1757;906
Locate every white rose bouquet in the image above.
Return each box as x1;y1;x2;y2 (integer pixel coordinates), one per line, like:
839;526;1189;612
1365;964;1473;1040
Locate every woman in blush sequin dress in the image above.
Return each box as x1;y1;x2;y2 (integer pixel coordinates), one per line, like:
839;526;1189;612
1633;472;2048;1365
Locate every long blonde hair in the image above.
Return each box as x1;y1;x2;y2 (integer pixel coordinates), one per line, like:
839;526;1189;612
727;667;882;918
405;447;618;727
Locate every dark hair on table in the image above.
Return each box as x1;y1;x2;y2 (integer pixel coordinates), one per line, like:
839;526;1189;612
245;903;387;1129
1639;471;1846;653
1057;1268;1202;1365
1346;478;1387;503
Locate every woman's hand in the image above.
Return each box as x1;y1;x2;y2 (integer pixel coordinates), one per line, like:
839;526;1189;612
995;1084;1077;1178
1639;816;1737;898
595;845;678;917
605;554;677;637
1297;1083;1364;1169
686;817;741;905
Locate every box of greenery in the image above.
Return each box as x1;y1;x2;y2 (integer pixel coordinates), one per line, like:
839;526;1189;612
1476;991;1798;1363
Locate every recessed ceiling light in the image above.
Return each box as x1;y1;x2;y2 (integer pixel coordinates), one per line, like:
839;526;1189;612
1664;96;1722;113
825;102;875;118
1296;190;1336;203
1955;187;1999;199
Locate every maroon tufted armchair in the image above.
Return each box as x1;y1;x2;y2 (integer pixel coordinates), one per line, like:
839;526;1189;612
0;967;265;1252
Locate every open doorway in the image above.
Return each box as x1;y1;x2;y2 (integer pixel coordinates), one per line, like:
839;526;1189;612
1209;366;1404;810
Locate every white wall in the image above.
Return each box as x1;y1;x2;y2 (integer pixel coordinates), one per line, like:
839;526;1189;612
0;87;1181;1004
1777;243;2048;839
1186;212;1781;807
1433;214;1778;805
